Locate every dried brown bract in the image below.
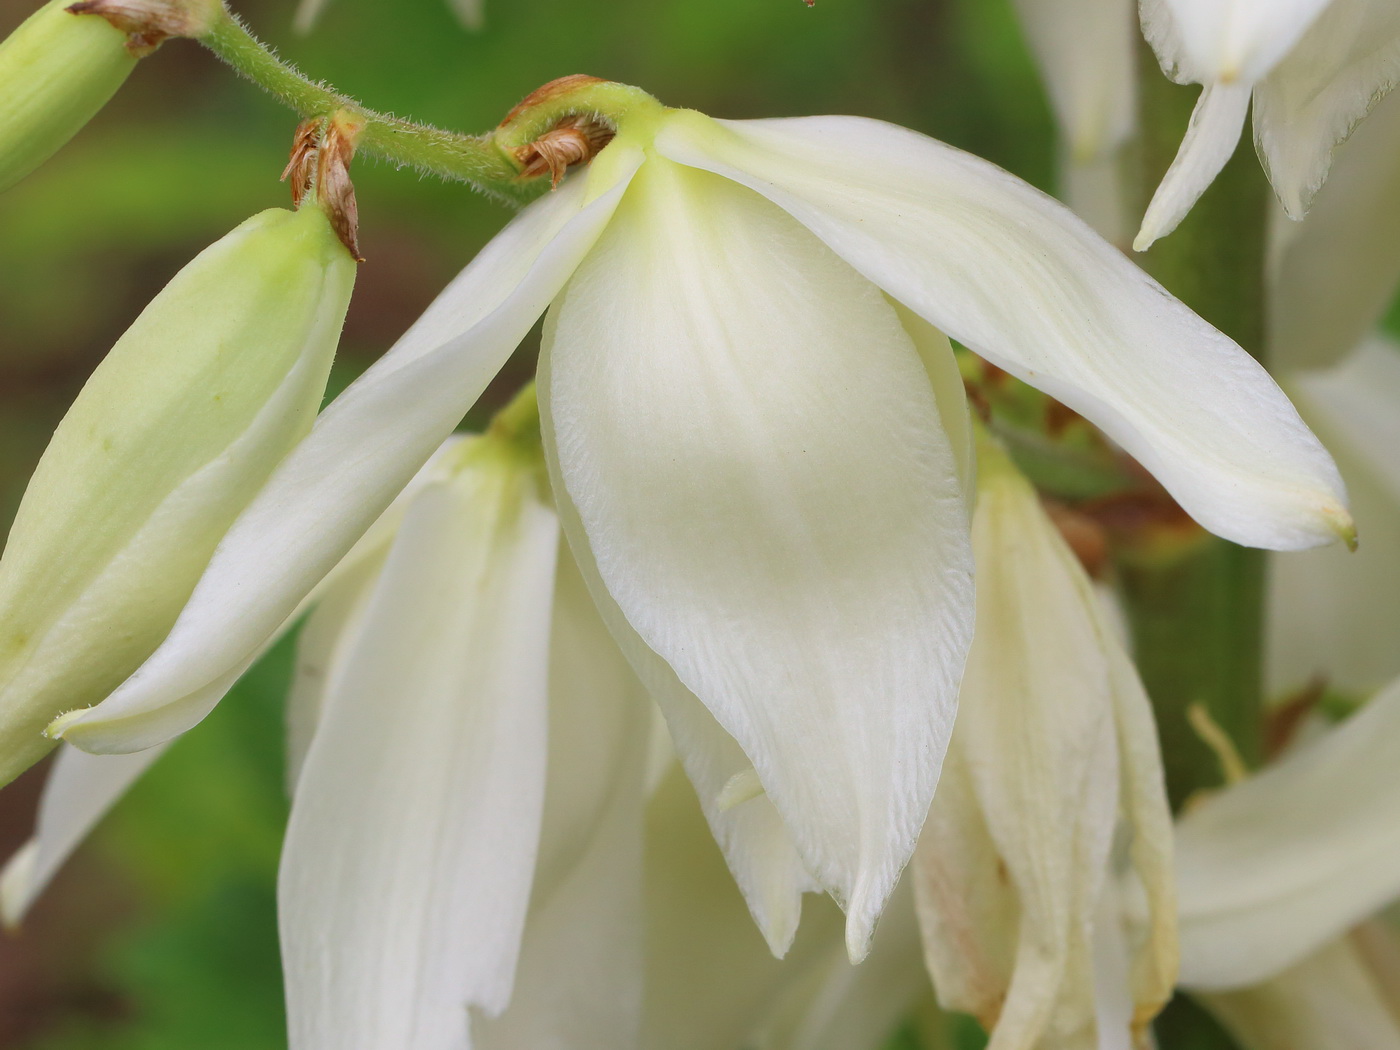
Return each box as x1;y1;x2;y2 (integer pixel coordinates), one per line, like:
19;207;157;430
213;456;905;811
281;111;365;262
66;0;216;56
512;114;615;188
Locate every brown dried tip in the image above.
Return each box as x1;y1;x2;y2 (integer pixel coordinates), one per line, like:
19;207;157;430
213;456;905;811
512;114;616;189
66;0;209;56
281;113;365;262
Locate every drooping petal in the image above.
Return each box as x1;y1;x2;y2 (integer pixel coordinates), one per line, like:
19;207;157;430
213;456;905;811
52;152;641;757
1176;673;1400;989
0;744;165;925
1134;80;1253;251
543;154;974;959
1268;337;1400;695
538;421;816;956
1142;0;1336;84
1253;0;1400;218
656;112;1350;552
1197;937;1400;1049
476;553;650;1050
1268;89;1400;371
279;450;558;1050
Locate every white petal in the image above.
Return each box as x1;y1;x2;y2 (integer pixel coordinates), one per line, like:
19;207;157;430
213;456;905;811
0;743;165;925
543;154;974;959
476;553;650;1050
279;456;559;1050
1197;937;1400;1049
53;154;640;756
292;0;328;32
1268;337;1400;694
1135;81;1253;251
1268;89;1400;371
538;412;816;957
1176;673;1400;989
1254;0;1400;217
1144;0;1336;83
656;112;1351;551
1012;0;1137;160
447;0;484;30
1062;146;1133;246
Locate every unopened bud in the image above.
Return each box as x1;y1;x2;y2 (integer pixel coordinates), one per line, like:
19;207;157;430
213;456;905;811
0;205;356;784
0;0;135;192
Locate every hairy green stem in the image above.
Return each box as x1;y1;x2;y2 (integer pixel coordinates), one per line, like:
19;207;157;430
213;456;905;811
197;8;537;203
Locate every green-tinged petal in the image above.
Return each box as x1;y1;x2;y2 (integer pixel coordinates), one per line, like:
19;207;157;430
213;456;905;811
1176;674;1400;989
1197;938;1400;1049
543;154;973;961
0;205;353;783
279;450;558;1050
50;152;640;757
0;0;135;192
1268;337;1400;694
1254;0;1400;219
0;743;164;926
1269;91;1400;371
477;553;651;1050
656;112;1350;552
1141;0;1335;84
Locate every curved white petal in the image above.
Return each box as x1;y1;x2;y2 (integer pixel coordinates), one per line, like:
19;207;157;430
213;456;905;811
1143;0;1336;84
1254;0;1400;218
52;154;640;756
1135;81;1253;251
1268;337;1400;694
292;0;328;32
279;457;558;1050
543;155;974;959
656;112;1349;551
538;393;816;957
1176;674;1400;989
0;743;165;925
476;553;650;1050
1269;89;1400;371
1012;0;1137;161
1198;937;1400;1049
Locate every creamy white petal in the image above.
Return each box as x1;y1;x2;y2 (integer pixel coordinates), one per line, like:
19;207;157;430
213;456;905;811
1268;338;1400;694
1198;938;1400;1049
0;743;165;925
1012;0;1137;161
1176;674;1400;989
538;401;816;957
1062;146;1133;246
1143;0;1336;83
476;553;650;1050
292;0;328;32
543;154;973;960
1254;0;1400;218
1268;89;1400;371
448;0;484;30
279;456;558;1050
892;302;976;503
1135;81;1253;251
52;153;641;756
656;112;1350;551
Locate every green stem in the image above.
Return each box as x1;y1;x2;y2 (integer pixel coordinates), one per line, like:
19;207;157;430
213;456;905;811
197;8;536;203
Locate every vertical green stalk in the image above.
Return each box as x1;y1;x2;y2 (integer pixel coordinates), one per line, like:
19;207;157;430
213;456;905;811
1128;43;1269;1050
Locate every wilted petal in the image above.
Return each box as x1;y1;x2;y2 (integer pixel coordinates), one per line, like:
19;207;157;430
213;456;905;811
543;154;973;959
1134;80;1252;251
53;153;640;756
1198;938;1400;1049
1269;89;1400;371
1142;0;1335;84
1176;673;1400;989
0;743;165;925
656;112;1350;551
279;451;558;1050
1254;0;1400;218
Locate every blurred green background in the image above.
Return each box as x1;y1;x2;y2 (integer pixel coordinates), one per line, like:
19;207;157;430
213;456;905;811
0;0;1055;1043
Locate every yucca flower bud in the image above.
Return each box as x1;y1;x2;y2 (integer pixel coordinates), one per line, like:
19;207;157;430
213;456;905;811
0;0;135;192
0;203;356;784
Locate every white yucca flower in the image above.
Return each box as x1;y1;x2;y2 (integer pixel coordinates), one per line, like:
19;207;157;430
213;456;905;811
1137;0;1400;250
41;88;1350;962
294;0;482;34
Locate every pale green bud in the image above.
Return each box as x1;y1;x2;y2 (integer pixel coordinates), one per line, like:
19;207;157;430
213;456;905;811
0;204;356;783
0;0;137;193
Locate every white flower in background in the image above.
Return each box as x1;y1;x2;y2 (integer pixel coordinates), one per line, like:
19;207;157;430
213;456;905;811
1137;0;1400;250
1172;674;1400;1048
294;0;482;34
42;85;1350;960
912;436;1175;1049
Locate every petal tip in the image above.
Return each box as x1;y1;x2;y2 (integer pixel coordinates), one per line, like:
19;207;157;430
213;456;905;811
43;709;85;741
